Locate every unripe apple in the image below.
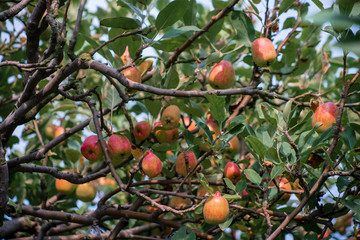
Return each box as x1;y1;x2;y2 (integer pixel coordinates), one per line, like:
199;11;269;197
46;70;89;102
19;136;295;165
107;134;131;165
81;135;103;161
75;182;97;202
224;162;241;184
55;170;77;195
121;66;141;83
176;151;197;176
203;191;229;225
224;136;240;156
168;194;191;210
142;151;162;178
312;102;338;133
208;60;235;89
251;38;276;67
97;176;116;186
161;105;181;130
45;123;56;139
153;122;179;145
134;121;151;141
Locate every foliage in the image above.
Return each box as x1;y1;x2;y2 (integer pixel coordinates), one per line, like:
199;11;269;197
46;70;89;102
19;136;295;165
0;0;360;239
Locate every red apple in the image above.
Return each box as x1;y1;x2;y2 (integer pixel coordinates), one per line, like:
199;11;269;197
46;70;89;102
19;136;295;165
251;38;276;67
224;162;241;184
312;102;338;133
142;151;162;178
81;135;103;161
161;105;181;130
203;191;229;224
208;60;235;89
134;121;151;141
153;122;179;145
176;151;197;176
107;134;131;164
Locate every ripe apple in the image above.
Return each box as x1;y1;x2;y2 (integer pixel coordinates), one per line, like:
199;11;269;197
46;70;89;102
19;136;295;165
312;102;338;133
55;170;77;195
134;121;151;141
75;182;97;202
141;151;162;178
176;151;197;176
97;176;116;186
107;134;131;164
121;66;141;83
224;136;240;156
251;38;276;67
203;191;229;224
161;105;181;130
183;117;196;131
208;60;235;89
54;126;66;145
224;162;241;184
168;194;191;210
153;122;179;145
81;135;103;161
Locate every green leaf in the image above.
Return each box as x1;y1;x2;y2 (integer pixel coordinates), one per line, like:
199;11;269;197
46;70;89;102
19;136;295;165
183;0;197;25
172;226;196;240
219;216;233;230
245;135;267;159
311;0;324;10
197;173;214;194
162;26;201;39
270;165;285;181
164;66;179;89
100;17;141;29
223;194;242;200
183;129;195;145
197;121;215;144
117;0;145;20
283;99;294;124
235;178;247;193
231;11;255;47
64;149;82;163
205;93;226;123
155;0;189;30
206;52;223;65
340;126;356;149
279;0;296;15
224;178;236;191
339;198;360;216
144;99;162;118
244;169;262;185
103;82;122;110
336;176;350;193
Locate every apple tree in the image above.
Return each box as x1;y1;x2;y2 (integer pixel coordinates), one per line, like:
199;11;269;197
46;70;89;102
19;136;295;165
1;0;360;239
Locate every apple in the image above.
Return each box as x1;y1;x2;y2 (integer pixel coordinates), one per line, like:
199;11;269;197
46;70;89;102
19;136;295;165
81;135;103;161
183;117;196;131
75;182;97;202
54;126;66;145
224;162;241;184
141;151;162;178
134;121;151;141
168;194;191;210
251;38;276;67
176;151;197;176
224;136;240;156
55;170;77;195
121;66;141;83
45;123;56;139
161;105;181;130
107;134;131;164
97;176;116;186
208;60;235;89
312;102;338;133
153;122;179;145
197;185;207;197
203;191;229;225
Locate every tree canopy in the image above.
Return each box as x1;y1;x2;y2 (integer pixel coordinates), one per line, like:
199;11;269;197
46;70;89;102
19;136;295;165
0;0;360;239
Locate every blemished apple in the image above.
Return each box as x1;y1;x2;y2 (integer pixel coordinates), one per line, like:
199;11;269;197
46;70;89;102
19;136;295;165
134;121;151;141
224;162;241;184
153;122;179;145
81;135;103;161
208;60;235;89
176;151;197;176
107;134;131;165
161;105;181;130
203;191;229;225
121;66;141;83
312;102;338;133
75;182;97;202
55;170;77;195
251;38;276;67
141;151;162;178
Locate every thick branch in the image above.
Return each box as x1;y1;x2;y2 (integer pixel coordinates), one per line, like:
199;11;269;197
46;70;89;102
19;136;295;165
0;0;32;21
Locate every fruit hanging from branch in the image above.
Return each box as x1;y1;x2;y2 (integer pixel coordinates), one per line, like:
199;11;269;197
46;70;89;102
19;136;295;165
251;38;276;67
203;191;230;225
